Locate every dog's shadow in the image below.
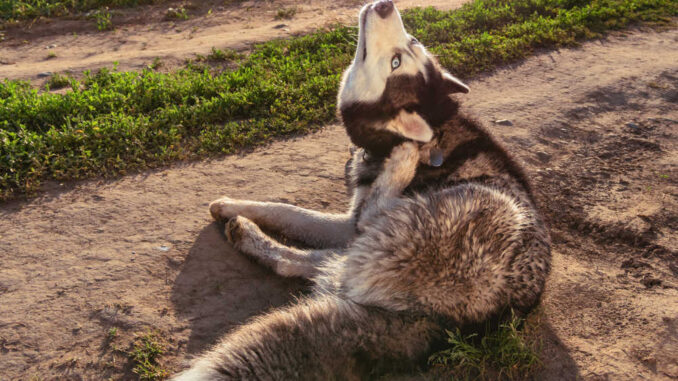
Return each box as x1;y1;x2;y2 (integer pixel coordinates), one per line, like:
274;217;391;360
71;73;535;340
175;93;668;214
170;222;307;354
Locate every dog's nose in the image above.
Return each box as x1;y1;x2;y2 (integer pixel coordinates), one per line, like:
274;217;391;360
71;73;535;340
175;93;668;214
374;0;394;18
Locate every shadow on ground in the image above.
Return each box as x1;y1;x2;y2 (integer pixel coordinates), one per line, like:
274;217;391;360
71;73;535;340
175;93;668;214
170;222;306;354
537;322;581;380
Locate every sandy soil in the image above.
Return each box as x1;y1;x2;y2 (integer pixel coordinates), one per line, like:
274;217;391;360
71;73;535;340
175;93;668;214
0;13;677;381
0;0;463;84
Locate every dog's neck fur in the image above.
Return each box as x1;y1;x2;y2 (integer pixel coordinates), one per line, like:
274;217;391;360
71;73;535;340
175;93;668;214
345;102;535;202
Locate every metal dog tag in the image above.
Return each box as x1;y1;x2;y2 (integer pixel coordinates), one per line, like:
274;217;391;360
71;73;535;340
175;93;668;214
429;148;444;167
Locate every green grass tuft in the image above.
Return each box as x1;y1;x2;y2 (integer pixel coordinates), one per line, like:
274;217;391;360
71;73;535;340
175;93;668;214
0;0;159;21
129;331;168;380
205;47;243;62
92;7;113;31
429;312;541;380
1;0;676;200
44;73;73;90
165;5;188;21
148;57;163;70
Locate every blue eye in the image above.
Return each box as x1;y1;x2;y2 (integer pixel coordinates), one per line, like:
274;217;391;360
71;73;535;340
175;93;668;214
391;54;401;70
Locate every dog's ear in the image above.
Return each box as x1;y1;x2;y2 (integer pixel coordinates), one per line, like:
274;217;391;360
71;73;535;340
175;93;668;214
442;72;469;94
386;110;433;142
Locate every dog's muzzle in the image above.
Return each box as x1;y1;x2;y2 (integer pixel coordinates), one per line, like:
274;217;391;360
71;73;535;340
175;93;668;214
373;0;394;18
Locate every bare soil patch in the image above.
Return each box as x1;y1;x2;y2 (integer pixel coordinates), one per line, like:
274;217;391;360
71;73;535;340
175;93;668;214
1;28;677;380
0;0;464;85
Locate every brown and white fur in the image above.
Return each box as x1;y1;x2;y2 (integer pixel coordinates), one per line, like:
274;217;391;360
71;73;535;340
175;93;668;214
173;1;551;379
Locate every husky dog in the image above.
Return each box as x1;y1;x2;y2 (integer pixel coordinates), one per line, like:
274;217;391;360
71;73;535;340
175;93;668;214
174;1;550;379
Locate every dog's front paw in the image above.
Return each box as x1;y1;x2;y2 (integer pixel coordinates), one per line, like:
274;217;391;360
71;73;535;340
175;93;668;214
209;196;236;222
381;142;420;188
389;142;420;165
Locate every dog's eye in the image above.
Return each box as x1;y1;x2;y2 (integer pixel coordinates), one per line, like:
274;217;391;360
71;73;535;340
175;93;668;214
391;54;401;70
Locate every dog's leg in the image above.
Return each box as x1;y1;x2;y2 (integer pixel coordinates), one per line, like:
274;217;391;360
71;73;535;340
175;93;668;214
225;216;341;279
357;142;419;231
210;198;355;248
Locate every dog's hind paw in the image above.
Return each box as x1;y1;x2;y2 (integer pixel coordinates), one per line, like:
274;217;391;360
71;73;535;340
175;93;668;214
225;216;244;245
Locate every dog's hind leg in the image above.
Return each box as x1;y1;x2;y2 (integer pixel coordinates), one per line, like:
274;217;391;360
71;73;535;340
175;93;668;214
210;198;355;248
225;216;342;279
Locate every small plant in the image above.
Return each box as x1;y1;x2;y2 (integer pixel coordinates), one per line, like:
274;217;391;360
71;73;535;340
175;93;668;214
107;327;118;339
275;7;297;20
429;312;541;380
46;51;57;59
206;47;242;62
129;331;168;380
165;6;189;20
93;8;113;31
1;0;158;21
148;57;163;70
44;73;71;89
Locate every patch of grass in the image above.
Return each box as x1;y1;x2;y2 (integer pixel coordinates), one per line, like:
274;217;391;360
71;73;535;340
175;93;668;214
148;57;163;70
44;73;73;90
0;0;160;21
275;6;297;20
1;0;676;200
108;327;119;339
129;331;168;380
92;7;113;31
402;0;677;77
206;46;243;62
165;6;188;21
429;312;541;380
45;50;57;59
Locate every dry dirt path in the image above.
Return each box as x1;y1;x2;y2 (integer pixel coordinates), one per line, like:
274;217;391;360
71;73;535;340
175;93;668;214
0;0;465;84
1;29;677;380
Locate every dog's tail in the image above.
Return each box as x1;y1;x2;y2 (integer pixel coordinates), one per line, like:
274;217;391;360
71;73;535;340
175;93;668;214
172;294;442;380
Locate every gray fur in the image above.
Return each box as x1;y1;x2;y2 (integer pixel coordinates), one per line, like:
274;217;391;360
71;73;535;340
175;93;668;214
174;1;550;379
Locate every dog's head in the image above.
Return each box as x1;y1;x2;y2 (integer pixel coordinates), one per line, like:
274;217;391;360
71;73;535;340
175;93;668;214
338;0;469;157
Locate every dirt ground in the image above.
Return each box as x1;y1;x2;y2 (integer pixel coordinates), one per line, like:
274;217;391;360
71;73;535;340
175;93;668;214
0;0;463;84
1;5;677;381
